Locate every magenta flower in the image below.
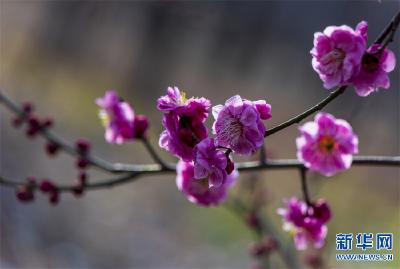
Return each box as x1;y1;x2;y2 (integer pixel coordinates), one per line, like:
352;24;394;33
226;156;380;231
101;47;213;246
350;24;396;96
311;21;366;89
212;95;271;155
296;112;358;177
277;197;331;250
176;160;238;207
193;138;229;188
96;90;135;144
158;87;211;161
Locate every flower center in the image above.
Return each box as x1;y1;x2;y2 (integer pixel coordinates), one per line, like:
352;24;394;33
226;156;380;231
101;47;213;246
198;178;209;187
178;116;200;147
321;48;345;66
362;53;380;72
319;136;336;153
227;120;243;138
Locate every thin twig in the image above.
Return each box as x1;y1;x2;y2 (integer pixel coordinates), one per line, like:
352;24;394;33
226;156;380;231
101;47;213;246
141;137;171;170
374;10;400;46
300;168;312;206
264;86;346;137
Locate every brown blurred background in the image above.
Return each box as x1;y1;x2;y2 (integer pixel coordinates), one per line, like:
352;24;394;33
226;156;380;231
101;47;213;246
1;1;399;268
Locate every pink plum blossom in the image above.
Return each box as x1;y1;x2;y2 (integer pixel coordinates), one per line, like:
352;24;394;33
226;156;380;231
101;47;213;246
296;112;358;176
96;90;135;144
212;95;271;155
311;21;367;89
176;160;237;207
158;87;211;161
277;197;331;250
193;138;229;188
350;23;396;96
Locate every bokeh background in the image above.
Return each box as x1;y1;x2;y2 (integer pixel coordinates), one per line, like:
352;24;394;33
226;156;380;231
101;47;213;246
1;1;399;268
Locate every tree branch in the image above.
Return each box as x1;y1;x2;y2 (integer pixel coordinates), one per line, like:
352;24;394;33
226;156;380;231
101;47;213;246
300;168;312;206
0;90;165;174
264;86;346;137
1;156;398;193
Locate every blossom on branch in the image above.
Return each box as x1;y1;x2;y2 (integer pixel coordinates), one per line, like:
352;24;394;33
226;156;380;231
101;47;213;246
277;197;331;250
311;21;366;89
193;138;230;188
158;87;211;161
96;90;136;144
296;112;358;177
351;45;396;96
176;160;237;207
212;95;271;155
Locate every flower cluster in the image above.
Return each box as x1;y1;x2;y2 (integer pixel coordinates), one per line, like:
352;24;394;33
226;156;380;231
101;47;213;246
278;197;331;250
157;87;210;161
176;160;238;206
296;112;358;176
157;88;272;206
311;21;396;96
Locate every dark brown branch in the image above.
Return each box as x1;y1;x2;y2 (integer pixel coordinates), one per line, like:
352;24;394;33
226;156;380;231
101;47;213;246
264;86;346;137
1;155;398;193
300;168;311;206
374;10;400;46
265;10;400;138
141;137;172;170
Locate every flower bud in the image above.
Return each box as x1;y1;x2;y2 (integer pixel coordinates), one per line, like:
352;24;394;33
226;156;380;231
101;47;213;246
42;117;54;128
15;185;34;203
225;157;234;175
75;138;91;154
22;102;34;114
245;212;261;230
39;180;56;193
49;191;60;205
76;158;89;169
133;115;149;138
45;142;60;156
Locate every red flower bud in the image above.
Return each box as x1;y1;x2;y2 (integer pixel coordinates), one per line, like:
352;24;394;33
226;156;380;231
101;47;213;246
225;157;234;175
72;181;84;197
39;180;56;193
75;138;91;154
79;172;87;185
49;191;60;205
133;115;149;138
26;115;41;138
42;117;54;128
76;158;89;169
15;185;34;202
45;142;60;156
22;102;34;114
245;212;261;230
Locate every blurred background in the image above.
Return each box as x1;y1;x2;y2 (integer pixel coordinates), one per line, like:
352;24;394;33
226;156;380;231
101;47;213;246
0;1;399;268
